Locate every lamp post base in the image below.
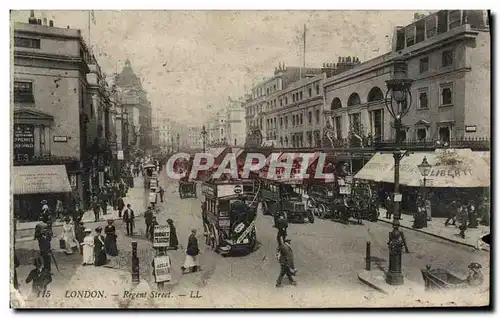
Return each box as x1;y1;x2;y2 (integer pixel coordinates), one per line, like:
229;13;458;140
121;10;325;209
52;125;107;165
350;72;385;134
386;270;404;286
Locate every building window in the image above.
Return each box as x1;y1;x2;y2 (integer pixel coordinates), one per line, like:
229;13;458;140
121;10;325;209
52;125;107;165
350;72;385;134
334;116;342;138
14;81;35;103
308;111;312;124
418;89;429;109
308;87;312;97
280;99;283;106
449;10;462;29
315;109;320;123
396;27;405;51
426;15;437;38
406;25;416;47
416;128;427;141
285;116;288;128
437;10;448;34
440;85;453;106
316;85;320;95
299;91;303;100
285;97;288;104
280;117;283;127
299;113;303;125
307;131;313;147
419;57;429;73
292;94;296;103
441;49;453;67
416;20;425;43
14;37;41;49
292;115;295;126
438;126;451;143
348;113;361;133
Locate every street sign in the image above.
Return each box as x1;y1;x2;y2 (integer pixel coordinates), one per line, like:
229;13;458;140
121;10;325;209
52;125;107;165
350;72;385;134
117;150;124;160
153;225;170;248
153;255;171;283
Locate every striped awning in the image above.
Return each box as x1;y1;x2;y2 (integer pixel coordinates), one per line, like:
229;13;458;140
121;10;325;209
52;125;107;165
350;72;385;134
355;149;490;188
12;165;72;195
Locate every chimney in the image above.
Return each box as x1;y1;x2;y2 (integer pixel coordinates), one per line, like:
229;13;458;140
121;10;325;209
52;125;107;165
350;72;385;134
338;56;341;63
49;20;54;27
43;18;47;25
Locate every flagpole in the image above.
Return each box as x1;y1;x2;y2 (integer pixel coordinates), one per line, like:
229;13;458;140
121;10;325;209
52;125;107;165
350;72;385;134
88;10;91;52
303;24;306;69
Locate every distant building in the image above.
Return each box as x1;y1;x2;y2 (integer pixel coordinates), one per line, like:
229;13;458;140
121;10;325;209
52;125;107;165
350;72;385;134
115;59;153;152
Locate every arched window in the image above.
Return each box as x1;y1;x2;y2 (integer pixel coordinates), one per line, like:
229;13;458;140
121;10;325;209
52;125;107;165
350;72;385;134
367;87;384;102
347;93;361;106
331;98;342;110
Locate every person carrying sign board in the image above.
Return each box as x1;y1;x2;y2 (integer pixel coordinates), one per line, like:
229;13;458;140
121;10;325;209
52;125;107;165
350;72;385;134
152;247;171;290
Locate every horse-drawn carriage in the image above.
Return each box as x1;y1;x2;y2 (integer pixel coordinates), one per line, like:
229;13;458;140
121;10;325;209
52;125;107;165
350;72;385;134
179;180;197;199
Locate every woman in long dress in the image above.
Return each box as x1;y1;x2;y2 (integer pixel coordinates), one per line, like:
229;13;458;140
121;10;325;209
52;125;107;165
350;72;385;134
104;219;118;256
94;227;107;266
81;229;95;265
182;229;200;274
60;217;78;255
167;219;179;250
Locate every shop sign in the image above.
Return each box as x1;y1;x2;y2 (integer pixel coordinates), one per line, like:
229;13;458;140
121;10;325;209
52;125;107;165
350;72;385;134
117;150;124;160
13;124;34;162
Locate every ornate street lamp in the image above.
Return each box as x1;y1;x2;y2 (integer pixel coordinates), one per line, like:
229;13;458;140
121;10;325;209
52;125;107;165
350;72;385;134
384;56;413;286
417;156;432;201
201;125;208;152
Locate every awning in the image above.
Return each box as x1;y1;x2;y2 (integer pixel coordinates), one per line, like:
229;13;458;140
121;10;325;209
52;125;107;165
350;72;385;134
12;165;72;195
355;149;490;188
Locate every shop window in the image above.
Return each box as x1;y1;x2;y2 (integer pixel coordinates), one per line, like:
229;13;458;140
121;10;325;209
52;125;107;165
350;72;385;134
419;57;429;73
14;81;35;103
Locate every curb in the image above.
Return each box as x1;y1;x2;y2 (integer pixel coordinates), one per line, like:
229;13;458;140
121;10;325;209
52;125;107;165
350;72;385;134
377;218;488;251
357;272;388;295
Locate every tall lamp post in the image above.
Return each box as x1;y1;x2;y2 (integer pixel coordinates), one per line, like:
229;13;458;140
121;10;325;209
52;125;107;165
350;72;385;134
384;56;413;286
176;133;180;152
201;125;208;152
417;156;431;201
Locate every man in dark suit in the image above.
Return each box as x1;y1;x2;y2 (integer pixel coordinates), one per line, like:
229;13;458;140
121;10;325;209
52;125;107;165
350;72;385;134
276;238;297;287
123;204;135;236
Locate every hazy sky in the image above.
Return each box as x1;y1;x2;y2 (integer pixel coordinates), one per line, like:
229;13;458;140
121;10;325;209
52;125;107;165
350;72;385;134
11;10;420;126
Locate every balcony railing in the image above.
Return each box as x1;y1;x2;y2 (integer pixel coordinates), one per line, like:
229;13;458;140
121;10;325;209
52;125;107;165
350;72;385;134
374;137;490;151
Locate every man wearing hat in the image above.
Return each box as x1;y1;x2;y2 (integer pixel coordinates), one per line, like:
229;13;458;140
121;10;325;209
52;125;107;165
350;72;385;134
167;219;179;250
92;196;101;222
25;256;52;296
144;206;154;239
123;204;135;236
37;226;52;273
467;262;484;286
149;216;159;242
276;238;297;287
40;200;52;236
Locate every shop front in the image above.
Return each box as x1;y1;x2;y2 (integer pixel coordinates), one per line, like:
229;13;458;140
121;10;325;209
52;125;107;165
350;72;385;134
354;148;491;216
12;164;72;222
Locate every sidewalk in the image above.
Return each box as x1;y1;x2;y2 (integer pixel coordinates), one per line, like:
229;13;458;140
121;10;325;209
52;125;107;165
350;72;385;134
377;208;490;251
15;176;149;243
